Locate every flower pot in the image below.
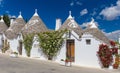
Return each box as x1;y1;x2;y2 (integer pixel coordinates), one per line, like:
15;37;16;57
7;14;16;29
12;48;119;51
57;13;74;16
10;54;18;58
65;62;71;67
113;64;119;69
60;61;65;65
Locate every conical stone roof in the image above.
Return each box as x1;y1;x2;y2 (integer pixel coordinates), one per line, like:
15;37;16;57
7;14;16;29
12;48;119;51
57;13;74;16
59;11;82;36
0;16;8;34
5;12;26;39
22;9;48;35
83;18;110;45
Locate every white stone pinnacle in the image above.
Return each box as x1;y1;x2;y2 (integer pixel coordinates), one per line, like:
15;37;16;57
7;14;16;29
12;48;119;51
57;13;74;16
90;18;97;28
18;11;23;18
67;11;73;19
34;9;38;16
69;11;71;16
91;17;94;23
35;9;37;13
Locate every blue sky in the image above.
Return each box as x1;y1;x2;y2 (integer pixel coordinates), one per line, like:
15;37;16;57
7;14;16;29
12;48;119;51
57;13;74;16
0;0;120;33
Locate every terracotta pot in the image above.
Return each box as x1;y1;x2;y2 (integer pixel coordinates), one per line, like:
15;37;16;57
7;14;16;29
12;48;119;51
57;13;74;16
113;64;119;69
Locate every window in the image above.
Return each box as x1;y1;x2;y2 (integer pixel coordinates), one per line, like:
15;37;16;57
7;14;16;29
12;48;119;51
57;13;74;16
86;39;91;45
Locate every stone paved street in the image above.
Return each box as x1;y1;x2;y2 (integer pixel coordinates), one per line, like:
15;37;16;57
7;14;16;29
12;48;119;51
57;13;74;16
0;53;119;73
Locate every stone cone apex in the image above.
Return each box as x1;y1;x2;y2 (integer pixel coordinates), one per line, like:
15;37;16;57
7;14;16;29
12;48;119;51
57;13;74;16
18;11;23;18
67;11;73;19
33;9;38;16
90;18;97;28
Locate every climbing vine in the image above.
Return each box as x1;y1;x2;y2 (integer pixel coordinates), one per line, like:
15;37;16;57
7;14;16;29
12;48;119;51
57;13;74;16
38;29;67;60
97;44;113;68
23;34;34;57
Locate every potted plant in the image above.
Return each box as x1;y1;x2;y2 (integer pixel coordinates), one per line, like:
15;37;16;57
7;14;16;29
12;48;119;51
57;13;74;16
61;59;64;61
113;62;119;69
60;59;65;65
113;55;119;69
65;57;72;67
10;52;18;58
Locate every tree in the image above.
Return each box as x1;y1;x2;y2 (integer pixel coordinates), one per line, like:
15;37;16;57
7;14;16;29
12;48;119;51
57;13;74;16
23;34;34;57
3;14;10;27
0;14;10;27
25;18;28;23
38;29;67;60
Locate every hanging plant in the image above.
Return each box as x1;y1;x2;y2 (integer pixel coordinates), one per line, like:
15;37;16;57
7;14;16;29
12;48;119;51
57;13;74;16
23;34;34;57
38;29;67;60
97;44;113;68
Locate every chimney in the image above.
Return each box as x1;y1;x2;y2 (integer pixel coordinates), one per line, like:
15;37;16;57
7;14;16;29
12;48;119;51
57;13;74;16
55;18;62;30
10;16;16;26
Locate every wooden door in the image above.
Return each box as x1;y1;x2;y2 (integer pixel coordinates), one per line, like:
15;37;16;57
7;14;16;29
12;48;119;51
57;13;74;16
66;40;75;62
19;41;22;55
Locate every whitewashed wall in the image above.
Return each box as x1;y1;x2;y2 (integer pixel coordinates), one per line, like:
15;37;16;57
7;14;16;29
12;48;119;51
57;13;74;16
30;35;47;60
76;33;102;68
55;41;66;62
55;31;80;62
31;41;40;57
22;35;47;60
22;45;27;57
8;38;19;53
55;31;104;68
31;36;40;57
0;35;3;50
6;31;105;68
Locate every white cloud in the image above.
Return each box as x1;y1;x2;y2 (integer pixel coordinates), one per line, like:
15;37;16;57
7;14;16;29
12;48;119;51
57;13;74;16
100;0;120;20
80;9;88;16
106;30;120;40
70;1;74;6
91;11;97;16
0;0;3;7
9;15;16;18
0;0;3;4
117;0;120;6
96;16;102;19
5;11;9;14
90;8;98;16
70;0;82;6
80;22;89;28
80;19;99;28
76;1;82;6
